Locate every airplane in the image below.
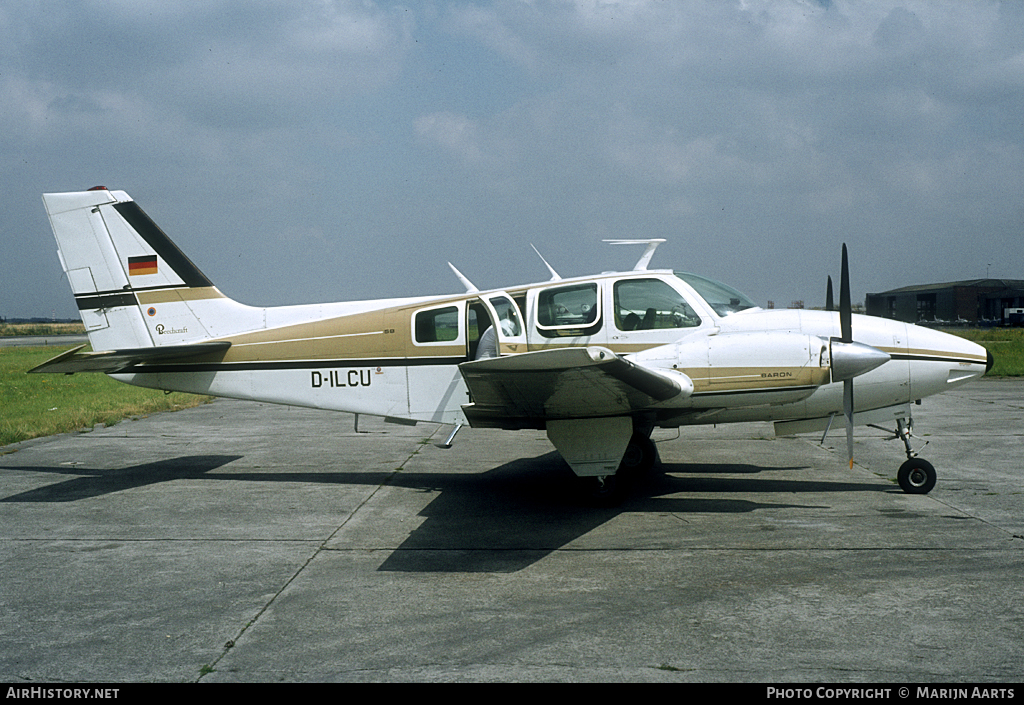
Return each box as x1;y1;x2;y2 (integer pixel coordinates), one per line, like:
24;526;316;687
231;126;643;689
31;186;994;504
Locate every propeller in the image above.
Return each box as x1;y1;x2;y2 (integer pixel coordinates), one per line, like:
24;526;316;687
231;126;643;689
828;244;890;469
840;245;855;468
825;276;834;312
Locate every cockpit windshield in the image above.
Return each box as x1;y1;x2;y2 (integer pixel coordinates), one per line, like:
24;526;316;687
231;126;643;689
674;272;759;317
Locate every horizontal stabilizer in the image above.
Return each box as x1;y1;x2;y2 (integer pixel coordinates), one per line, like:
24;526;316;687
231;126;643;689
459;346;691;428
29;342;232;375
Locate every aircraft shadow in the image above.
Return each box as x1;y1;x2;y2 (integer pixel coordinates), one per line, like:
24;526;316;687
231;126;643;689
374;453;884;573
3;452;887;573
0;455;243;502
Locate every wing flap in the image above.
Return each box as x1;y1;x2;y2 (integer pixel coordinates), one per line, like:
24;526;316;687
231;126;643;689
459;346;691;428
28;342;232;375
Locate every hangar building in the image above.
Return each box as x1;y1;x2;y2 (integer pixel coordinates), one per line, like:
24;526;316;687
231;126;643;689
865;279;1024;325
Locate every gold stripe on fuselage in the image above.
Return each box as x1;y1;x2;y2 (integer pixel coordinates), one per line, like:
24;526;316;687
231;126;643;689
878;345;988;365
211;294;469;363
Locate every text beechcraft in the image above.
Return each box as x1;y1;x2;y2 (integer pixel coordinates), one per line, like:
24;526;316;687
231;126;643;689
32;187;993;503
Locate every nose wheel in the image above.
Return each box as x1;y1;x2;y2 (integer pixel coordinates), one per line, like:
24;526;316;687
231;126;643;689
897;457;936;494
889;418;936;494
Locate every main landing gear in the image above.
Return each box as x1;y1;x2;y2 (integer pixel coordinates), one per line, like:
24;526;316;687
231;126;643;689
583;432;658;506
874;417;937;495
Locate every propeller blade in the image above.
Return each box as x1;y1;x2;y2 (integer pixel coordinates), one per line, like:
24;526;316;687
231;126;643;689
844;378;854;469
839;244;855;467
840;243;852;343
826;276;834;312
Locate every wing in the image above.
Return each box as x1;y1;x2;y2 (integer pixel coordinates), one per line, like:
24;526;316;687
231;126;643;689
28;342;232;375
458;346;692;429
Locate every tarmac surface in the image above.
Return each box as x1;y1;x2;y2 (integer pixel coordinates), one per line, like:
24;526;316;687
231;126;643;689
1;378;1021;683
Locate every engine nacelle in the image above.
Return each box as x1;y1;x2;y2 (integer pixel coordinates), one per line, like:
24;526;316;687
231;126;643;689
632;331;832;396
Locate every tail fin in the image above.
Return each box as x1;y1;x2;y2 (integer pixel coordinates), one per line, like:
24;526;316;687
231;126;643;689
42;187;254;352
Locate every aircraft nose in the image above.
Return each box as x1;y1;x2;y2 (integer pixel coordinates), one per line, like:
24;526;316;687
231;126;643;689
987;348;995;374
904;324;990;399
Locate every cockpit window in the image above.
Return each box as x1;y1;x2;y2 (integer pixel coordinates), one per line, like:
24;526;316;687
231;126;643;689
674;272;758;316
613;279;701;330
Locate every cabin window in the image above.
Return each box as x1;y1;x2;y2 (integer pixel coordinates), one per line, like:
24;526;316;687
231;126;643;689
613;278;701;331
488;296;523;337
414;305;460;344
536;283;601;337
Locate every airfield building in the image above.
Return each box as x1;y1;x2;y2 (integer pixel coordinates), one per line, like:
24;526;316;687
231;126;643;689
865;279;1024;326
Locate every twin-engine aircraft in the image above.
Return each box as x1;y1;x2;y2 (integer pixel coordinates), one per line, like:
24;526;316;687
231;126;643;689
33;187;993;503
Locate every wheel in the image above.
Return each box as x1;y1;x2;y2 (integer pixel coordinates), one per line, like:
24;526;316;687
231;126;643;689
897;458;936;494
619;432;657;475
581;473;626;507
579;433;657;507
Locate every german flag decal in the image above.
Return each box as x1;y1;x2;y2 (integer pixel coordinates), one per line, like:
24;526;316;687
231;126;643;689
128;255;158;276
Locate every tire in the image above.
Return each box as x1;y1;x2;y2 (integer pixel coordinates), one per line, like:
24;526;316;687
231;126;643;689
580;433;657;507
582;473;627;507
619;432;657;475
897;458;936;494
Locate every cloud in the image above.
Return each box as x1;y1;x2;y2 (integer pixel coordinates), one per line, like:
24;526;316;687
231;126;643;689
2;1;413;134
4;1;1024;318
415;111;486;164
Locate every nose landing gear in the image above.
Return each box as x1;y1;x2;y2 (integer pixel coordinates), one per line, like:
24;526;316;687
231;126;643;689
872;417;937;494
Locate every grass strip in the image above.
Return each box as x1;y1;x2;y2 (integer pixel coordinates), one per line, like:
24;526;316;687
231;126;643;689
1;346;212;448
947;328;1024;377
0;322;86;337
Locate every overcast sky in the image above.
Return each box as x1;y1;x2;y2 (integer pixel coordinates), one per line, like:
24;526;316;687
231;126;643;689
3;0;1023;319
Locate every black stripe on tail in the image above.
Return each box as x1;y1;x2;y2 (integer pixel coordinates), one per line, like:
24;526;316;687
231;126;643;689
112;202;214;288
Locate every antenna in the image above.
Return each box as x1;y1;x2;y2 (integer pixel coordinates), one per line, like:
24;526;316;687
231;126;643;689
603;239;667;271
447;262;478;293
530;244;562;281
